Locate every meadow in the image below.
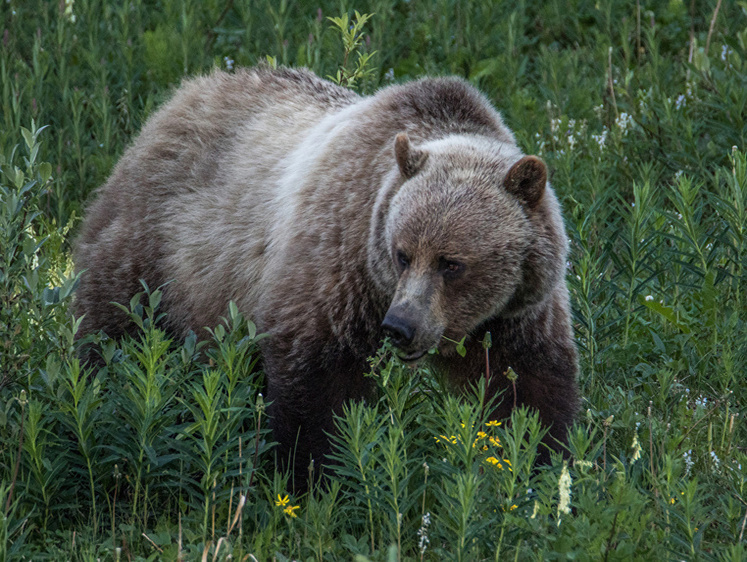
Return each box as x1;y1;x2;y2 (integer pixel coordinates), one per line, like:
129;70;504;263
1;0;746;559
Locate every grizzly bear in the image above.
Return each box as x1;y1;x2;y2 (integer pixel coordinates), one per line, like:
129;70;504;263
74;66;579;487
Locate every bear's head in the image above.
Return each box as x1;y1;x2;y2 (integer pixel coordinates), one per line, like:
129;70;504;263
378;133;568;361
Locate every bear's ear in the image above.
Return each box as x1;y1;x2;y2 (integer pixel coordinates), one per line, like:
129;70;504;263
394;133;429;179
503;155;547;208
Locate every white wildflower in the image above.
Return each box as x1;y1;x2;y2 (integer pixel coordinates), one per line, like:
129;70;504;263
64;0;76;23
684;449;693;476
695;395;707;409
615;112;632;135
675;94;686;110
710;450;720;470
557;461;572;521
224;57;234;71
721;45;732;61
417;512;431;555
592;128;607;151
384;67;395;82
631;432;642;463
645;295;654;301
550;118;561;135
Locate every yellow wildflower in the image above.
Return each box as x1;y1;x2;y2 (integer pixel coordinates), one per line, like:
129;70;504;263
486;456;503;469
275;494;290;507
486;420;501;427
284;504;300;518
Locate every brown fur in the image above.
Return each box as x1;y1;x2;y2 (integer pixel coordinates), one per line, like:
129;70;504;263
74;66;579;487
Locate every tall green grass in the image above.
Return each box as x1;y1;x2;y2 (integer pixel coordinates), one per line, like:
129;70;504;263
1;0;746;559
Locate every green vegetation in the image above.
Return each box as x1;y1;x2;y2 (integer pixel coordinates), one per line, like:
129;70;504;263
1;0;746;559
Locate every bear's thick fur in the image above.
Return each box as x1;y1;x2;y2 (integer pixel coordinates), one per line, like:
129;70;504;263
75;66;579;486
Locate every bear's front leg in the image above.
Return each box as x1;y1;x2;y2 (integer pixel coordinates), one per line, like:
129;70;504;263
437;294;579;463
263;336;373;491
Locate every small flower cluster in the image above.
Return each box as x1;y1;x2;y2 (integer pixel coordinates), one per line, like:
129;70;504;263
546;116;588;155
684;449;694;476
615;112;633;136
417;512;431;555
275;494;300;518
721;44;733;62
630;432;642;463
434;419;511;470
557;461;572;520
64;0;76;23
591;128;608;152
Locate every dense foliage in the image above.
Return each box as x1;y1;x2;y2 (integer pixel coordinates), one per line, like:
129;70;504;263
1;0;746;559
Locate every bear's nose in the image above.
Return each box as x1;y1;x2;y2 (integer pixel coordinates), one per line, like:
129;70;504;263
381;314;415;348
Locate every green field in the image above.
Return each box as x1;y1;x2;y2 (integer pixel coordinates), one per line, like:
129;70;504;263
1;1;746;559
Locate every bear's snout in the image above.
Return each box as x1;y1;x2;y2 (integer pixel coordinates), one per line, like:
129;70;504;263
381;312;416;348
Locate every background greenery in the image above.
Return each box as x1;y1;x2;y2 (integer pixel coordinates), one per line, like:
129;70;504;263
1;0;746;559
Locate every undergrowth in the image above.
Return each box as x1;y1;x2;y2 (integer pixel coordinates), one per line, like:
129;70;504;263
1;0;746;559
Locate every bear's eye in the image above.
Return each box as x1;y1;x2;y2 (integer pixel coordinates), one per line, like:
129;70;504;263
440;258;465;279
396;250;410;270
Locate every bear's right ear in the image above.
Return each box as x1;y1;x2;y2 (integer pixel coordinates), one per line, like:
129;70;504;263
394;133;428;179
503;155;547;209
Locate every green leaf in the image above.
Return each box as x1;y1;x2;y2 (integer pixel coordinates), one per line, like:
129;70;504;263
39;162;52;184
639;296;691;334
21;126;33;150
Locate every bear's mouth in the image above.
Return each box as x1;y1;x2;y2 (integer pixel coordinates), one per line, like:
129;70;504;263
397;349;428;363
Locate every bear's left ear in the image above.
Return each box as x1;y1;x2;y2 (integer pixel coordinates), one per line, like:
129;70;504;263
394;133;429;179
503;155;547;208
